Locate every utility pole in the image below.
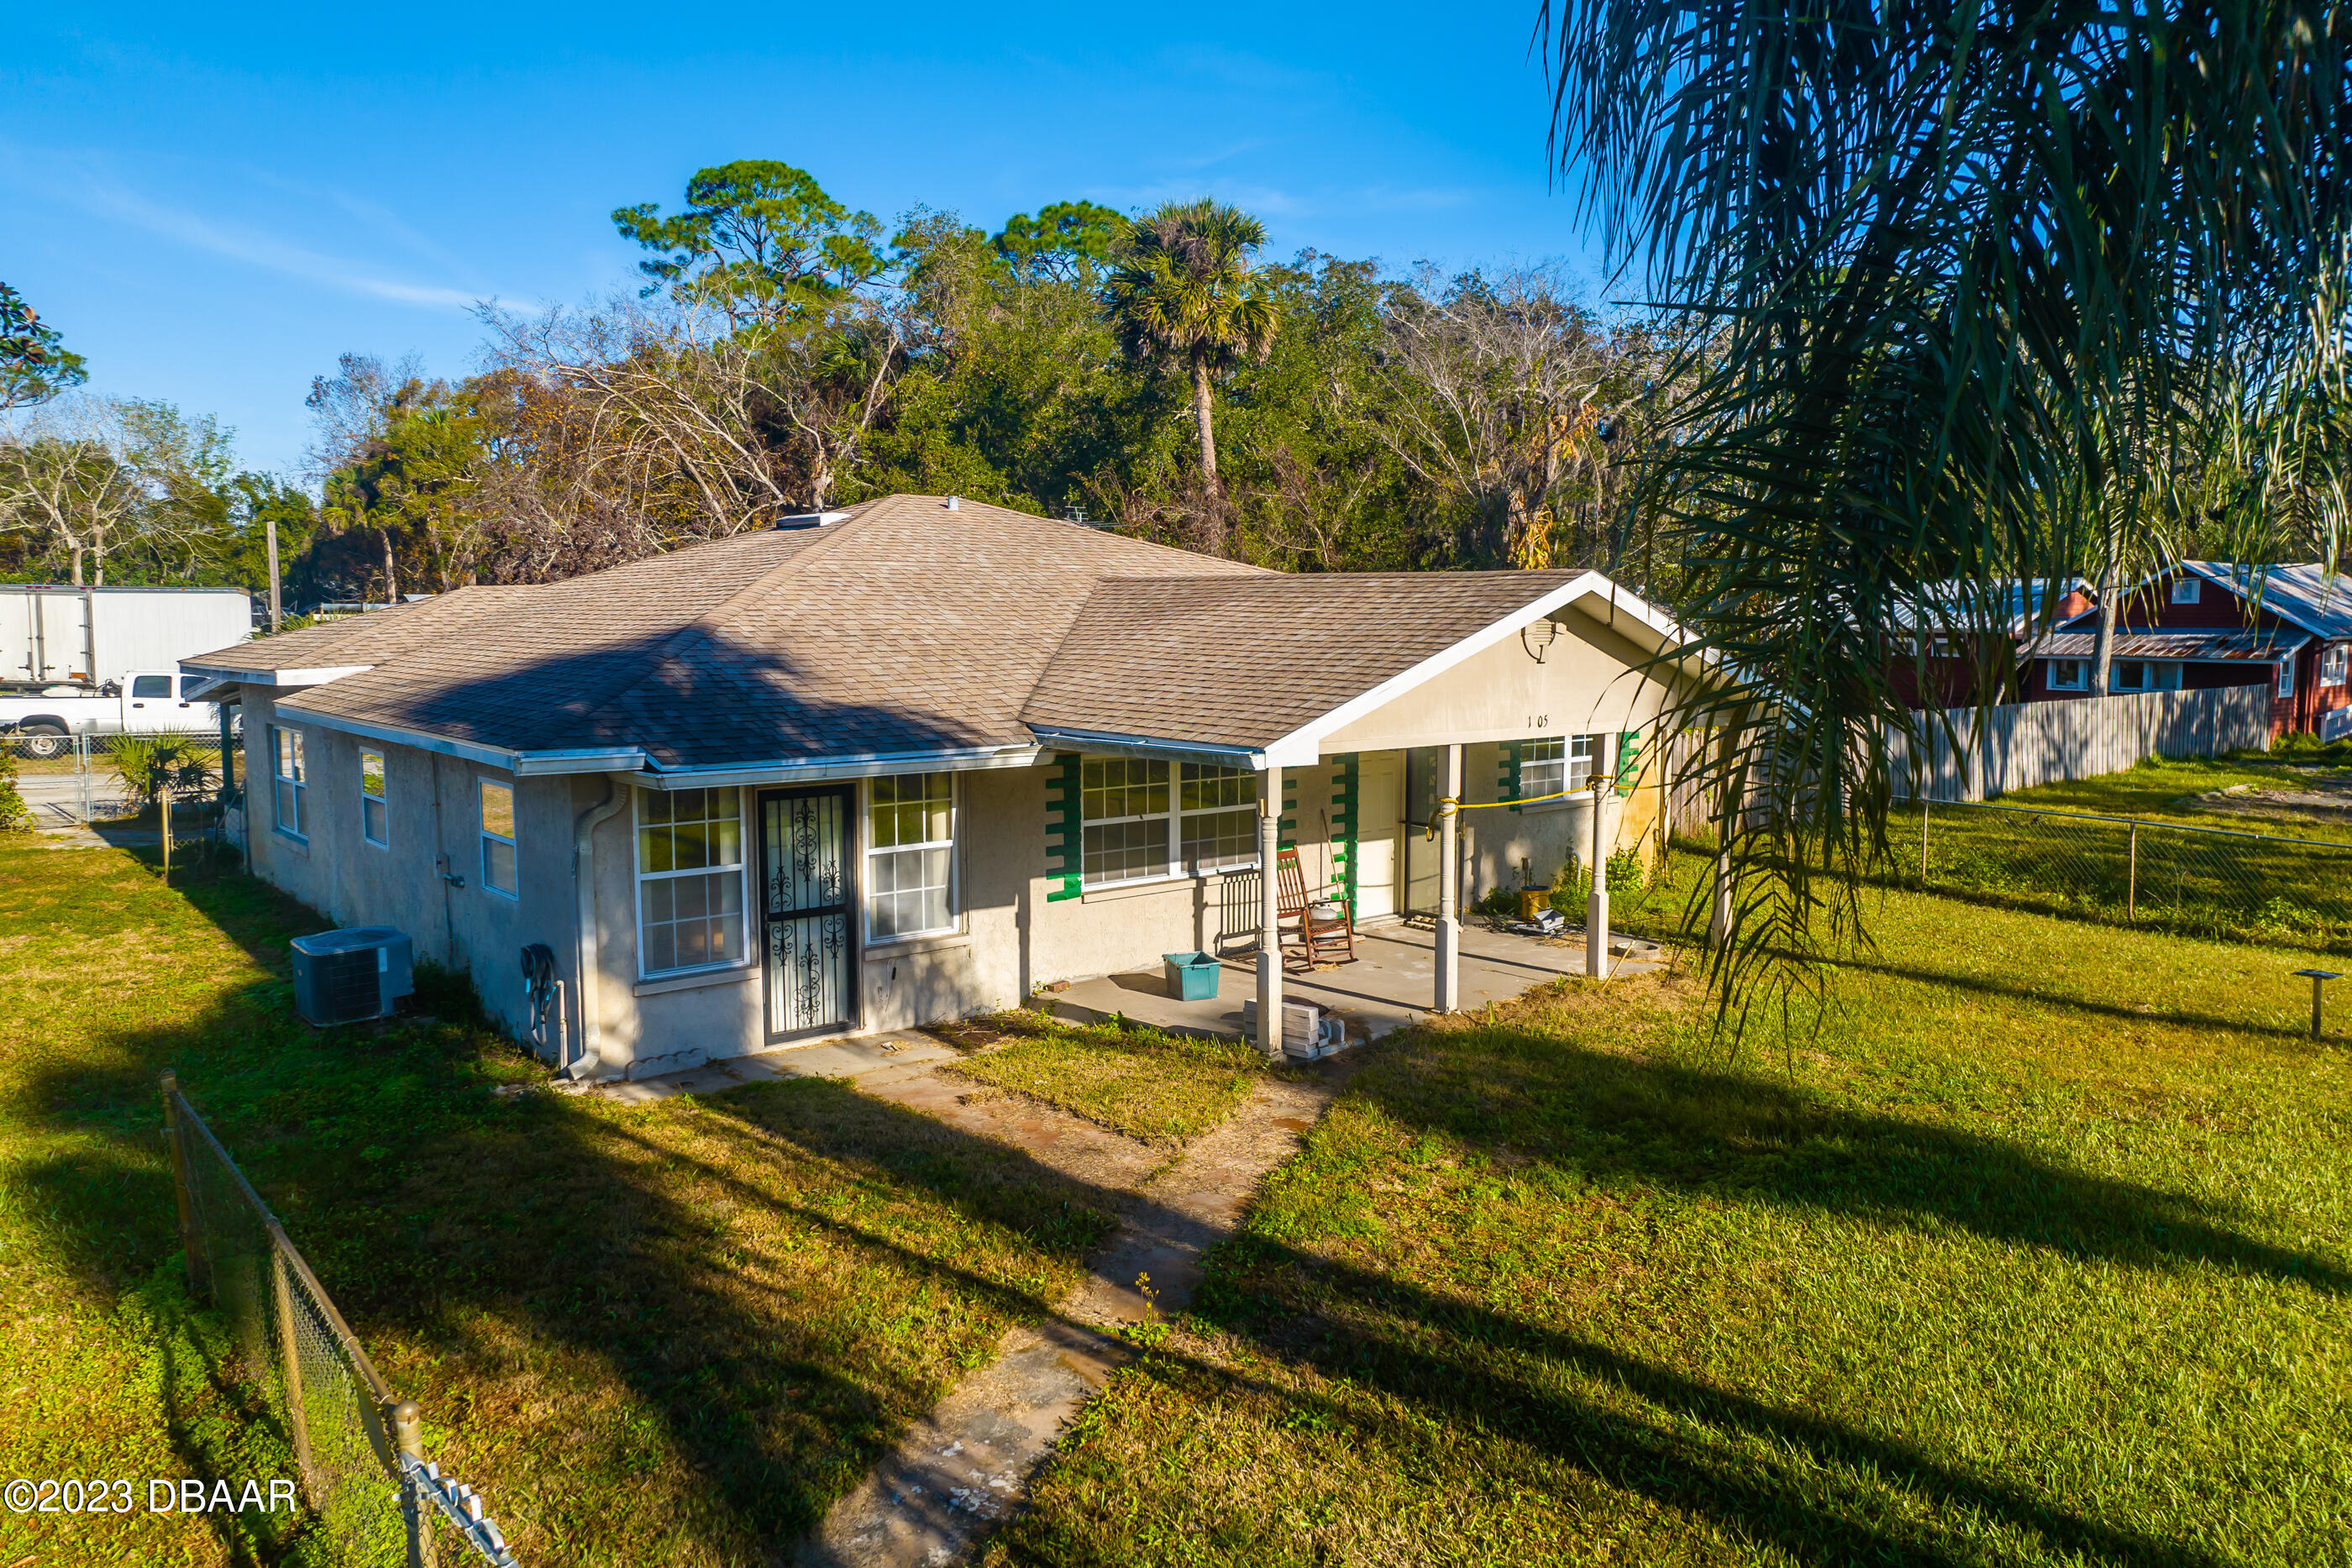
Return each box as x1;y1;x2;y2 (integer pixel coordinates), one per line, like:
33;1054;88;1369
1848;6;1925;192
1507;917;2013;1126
265;515;282;633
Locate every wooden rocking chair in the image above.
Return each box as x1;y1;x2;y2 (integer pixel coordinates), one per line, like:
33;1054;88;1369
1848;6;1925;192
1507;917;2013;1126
1276;846;1357;969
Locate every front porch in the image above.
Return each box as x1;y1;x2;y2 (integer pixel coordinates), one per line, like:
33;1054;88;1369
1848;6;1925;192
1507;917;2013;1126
1036;919;1669;1045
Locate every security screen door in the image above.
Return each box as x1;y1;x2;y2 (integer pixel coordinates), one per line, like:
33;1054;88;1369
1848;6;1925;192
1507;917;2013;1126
759;788;858;1040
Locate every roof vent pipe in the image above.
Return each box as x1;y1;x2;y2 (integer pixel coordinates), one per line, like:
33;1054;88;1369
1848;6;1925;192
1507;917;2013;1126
944;495;960;511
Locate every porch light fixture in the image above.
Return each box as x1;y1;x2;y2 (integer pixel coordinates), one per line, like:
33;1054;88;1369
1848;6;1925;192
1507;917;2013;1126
1521;619;1560;664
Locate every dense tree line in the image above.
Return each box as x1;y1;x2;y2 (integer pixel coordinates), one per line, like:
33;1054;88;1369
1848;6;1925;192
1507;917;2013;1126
1;163;1692;608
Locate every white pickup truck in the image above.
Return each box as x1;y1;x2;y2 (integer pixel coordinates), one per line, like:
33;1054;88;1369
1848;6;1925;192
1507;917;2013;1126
0;670;230;758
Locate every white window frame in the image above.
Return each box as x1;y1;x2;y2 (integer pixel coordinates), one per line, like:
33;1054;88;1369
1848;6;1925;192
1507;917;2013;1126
633;786;749;978
1521;734;1600;801
1079;758;1260;889
2324;645;2348;688
270;725;307;839
360;748;388;848
865;774;958;944
2171;576;2202;605
2279;658;2297;698
2047;658;2088;692
479;778;517;899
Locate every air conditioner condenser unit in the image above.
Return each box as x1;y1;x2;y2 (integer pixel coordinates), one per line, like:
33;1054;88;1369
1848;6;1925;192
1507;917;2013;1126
290;927;414;1026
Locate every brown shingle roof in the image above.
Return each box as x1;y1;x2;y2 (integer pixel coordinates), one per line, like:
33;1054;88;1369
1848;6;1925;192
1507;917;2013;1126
1021;571;1583;748
204;496;1269;765
190;496;1623;768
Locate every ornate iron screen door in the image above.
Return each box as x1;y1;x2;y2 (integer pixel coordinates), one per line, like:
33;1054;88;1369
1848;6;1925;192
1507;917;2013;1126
759;788;857;1040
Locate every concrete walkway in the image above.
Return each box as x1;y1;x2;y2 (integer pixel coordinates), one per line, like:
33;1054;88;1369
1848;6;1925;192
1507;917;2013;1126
801;1063;1347;1568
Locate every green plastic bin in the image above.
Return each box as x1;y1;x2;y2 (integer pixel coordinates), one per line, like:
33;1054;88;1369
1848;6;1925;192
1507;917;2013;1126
1163;951;1221;1001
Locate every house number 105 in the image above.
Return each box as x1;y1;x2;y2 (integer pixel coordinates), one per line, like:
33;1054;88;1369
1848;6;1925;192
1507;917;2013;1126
1526;715;1548;729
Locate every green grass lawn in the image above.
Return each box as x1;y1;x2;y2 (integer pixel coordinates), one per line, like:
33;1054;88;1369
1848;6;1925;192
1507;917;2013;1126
0;841;1117;1566
987;885;2352;1565
938;1011;1274;1145
1998;752;2352;841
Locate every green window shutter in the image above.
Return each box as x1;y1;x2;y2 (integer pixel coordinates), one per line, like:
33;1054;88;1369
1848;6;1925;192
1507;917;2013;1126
1329;753;1360;906
1045;753;1083;901
1615;730;1642;796
1501;741;1523;812
1280;768;1299;847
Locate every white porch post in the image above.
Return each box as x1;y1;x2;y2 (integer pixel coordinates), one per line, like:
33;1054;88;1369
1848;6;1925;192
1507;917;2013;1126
1256;765;1284;1060
1435;742;1462;1013
1587;774;1610;978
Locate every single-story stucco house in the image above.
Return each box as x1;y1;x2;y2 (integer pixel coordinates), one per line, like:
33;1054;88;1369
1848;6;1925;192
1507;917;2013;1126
182;494;1700;1078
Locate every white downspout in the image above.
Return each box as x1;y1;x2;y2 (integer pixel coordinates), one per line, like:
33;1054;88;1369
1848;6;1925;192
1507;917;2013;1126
570;778;630;1078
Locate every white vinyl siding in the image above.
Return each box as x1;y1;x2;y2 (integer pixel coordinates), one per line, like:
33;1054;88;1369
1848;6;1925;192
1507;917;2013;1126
635;787;747;975
360;748;388;847
270;726;306;838
479;779;517;898
867;774;955;941
1080;758;1258;887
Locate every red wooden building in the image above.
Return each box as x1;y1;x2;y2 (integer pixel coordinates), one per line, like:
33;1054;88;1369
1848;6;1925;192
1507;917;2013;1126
2020;562;2352;740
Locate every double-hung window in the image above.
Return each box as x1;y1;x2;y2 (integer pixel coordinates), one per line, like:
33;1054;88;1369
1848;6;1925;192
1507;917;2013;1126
2279;658;2297;698
479;779;518;898
2113;661;2180;692
1080;758;1259;887
270;726;306;837
868;774;954;941
2325;646;2348;687
1520;735;1599;800
635;787;745;973
360;749;388;847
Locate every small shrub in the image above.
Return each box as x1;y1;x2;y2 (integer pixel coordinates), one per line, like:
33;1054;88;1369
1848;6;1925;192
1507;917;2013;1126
0;750;31;832
109;736;218;808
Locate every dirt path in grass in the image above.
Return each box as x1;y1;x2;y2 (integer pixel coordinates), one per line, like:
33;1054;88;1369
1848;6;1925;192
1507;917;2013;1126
804;1060;1350;1568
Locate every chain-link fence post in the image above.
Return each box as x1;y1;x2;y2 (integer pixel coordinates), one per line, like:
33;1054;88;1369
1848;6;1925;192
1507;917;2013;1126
160;1070;204;1295
2128;822;2139;922
271;1241;317;1500
1919;796;1930;885
394;1400;438;1568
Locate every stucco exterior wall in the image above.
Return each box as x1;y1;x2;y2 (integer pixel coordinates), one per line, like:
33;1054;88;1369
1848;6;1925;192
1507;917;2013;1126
240;690;573;1042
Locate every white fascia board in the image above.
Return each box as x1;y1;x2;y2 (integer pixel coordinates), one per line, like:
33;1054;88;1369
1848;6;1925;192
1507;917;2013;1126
272;705;533;772
1027;726;1272;772
638;744;1044;790
1266;570;1699;760
178;661;375;687
265;705;645;775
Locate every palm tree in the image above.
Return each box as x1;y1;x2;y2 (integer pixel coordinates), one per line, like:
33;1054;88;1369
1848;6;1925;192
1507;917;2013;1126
1104;200;1279;540
1538;0;2352;1012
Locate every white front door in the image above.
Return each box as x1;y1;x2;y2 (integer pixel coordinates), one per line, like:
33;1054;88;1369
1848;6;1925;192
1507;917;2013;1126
1354;753;1402;920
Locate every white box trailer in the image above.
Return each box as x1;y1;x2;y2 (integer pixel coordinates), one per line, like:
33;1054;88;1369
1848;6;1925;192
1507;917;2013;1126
3;585;253;690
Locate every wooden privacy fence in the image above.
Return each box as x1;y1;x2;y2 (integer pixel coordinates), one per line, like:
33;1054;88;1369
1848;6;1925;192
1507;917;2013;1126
1893;685;2271;803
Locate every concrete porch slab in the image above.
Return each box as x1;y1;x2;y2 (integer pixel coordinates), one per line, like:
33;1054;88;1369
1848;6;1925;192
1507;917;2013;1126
1037;920;1669;1044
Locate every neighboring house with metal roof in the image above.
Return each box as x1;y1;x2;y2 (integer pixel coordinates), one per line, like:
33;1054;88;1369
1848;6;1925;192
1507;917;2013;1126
1887;578;2097;708
182;494;1704;1079
2023;561;2352;739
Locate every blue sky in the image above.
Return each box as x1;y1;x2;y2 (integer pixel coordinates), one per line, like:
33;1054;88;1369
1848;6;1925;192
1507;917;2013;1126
7;3;1604;476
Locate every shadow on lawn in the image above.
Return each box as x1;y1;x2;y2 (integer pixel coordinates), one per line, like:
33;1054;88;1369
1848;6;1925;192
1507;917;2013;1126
1362;1020;2348;1295
14;857;2328;1565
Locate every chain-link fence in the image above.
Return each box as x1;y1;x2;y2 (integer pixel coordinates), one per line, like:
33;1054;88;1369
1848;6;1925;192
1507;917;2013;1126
162;1072;520;1567
5;729;235;838
1893;797;2352;950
